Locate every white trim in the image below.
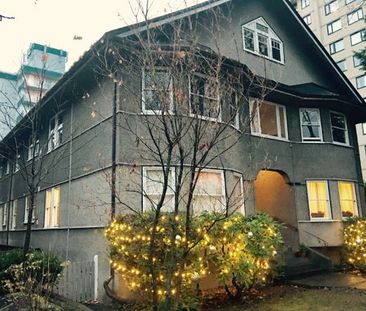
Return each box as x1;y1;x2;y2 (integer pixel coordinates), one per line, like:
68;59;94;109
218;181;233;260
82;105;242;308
141;67;174;115
299;108;323;142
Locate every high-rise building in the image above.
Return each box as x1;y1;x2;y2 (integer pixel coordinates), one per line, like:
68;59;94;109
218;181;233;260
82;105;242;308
0;43;67;137
292;0;366;178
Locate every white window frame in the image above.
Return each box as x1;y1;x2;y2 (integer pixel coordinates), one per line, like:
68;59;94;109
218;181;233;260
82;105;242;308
141;67;174;115
338;181;358;219
353;55;362;67
44;187;60;228
303;14;312;25
301;0;310;9
24;196;36;224
233;172;245;215
347;8;363;25
306;180;332;221
189;73;221;122
337;59;347;72
28;138;40;161
2;203;8;227
192;169;226;215
350;29;366;46
249;99;288;141
242;18;284;64
9;200;17;230
48;112;63;152
329;39;344;54
299;108;323;142
13;152;20;173
142;167;176;212
325;0;339;15
327;19;342;35
330;111;349;146
356;75;366;89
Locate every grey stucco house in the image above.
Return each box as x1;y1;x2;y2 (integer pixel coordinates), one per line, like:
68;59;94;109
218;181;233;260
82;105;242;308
1;0;366;300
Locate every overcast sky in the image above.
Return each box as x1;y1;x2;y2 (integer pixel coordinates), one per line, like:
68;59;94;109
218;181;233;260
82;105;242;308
0;0;203;73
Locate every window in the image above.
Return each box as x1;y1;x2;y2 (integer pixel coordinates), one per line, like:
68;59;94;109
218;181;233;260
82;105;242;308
303;14;312;25
142;68;173;114
13;152;20;173
327;19;342;35
338;182;358;218
227;90;239;129
193;170;225;214
190;73;220;120
346;0;356;4
306;181;331;220
356;75;366;89
48;113;63;152
143;167;175;212
24;196;36;224
337;59;347;72
44;187;60;228
350;30;366;46
232;173;245;215
250;99;287;140
353;55;362;67
362;123;366;135
28;138;40;160
347;8;363;25
9;200;17;230
5;161;9;175
329;39;344;54
330;112;349;145
301;0;310;9
2;203;7;227
242;18;284;63
325;0;339;15
300;108;323;142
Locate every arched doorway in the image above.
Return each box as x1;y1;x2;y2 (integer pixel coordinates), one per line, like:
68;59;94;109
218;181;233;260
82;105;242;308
254;170;298;250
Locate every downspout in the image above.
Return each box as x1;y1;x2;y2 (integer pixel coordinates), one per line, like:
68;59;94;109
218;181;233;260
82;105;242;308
6;169;13;246
111;82;117;219
66;101;74;261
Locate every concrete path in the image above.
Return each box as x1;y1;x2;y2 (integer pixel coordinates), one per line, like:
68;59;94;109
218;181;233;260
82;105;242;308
291;272;366;290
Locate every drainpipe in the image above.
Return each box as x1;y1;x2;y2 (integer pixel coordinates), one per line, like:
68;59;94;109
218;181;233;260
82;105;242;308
111;82;117;219
6;165;14;246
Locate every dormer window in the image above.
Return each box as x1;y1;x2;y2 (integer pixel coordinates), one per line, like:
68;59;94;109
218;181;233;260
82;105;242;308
242;17;284;64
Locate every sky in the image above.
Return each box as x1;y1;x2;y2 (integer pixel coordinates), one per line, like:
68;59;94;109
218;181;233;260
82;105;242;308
0;0;203;73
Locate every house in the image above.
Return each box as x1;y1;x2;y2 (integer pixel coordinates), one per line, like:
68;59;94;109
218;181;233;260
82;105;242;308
0;0;366;301
0;43;67;138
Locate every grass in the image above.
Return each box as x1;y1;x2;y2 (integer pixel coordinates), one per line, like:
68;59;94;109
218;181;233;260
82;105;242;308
205;285;366;311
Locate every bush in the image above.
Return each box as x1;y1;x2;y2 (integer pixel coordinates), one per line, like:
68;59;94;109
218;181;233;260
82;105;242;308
200;213;283;300
343;218;366;271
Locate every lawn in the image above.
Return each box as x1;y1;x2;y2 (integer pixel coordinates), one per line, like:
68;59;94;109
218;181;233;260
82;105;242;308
203;285;366;311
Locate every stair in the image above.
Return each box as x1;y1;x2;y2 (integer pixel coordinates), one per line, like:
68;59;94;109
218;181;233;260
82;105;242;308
283;246;333;278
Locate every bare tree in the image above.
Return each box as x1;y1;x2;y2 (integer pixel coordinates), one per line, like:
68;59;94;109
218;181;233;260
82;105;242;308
95;1;277;309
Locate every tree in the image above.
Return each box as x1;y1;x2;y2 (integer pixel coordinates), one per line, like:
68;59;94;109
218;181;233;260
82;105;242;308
96;1;277;309
0;51;67;255
354;48;366;71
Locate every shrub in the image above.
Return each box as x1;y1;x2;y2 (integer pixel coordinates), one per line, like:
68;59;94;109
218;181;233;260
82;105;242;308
343;218;366;271
199;213;283;300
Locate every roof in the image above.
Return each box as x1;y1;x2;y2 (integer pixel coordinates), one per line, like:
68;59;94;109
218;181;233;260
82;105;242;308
0;71;17;81
29;43;68;57
287;83;339;97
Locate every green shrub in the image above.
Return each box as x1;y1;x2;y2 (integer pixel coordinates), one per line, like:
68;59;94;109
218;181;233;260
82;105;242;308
344;218;366;271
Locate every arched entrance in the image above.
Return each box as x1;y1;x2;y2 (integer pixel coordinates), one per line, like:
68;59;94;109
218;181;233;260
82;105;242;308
254;170;299;250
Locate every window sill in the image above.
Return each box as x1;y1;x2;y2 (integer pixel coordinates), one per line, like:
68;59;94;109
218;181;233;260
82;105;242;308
251;132;288;142
298;220;342;223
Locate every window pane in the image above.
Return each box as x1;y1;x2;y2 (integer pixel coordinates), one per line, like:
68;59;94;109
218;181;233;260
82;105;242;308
339;182;357;218
271;39;281;61
258;34;269;56
259;102;278;136
330;113;348;144
332;128;346;143
307;181;330;219
331;113;345;129
279;106;286;138
244;29;255;51
45;190;52;227
53;188;60;226
196;172;222;195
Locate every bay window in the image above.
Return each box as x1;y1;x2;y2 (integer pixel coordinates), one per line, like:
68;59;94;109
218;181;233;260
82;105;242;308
306;180;331;220
338;181;358;218
250;99;287;140
142;67;173;114
193;170;225;214
300;108;322;142
330;112;349;145
143;167;175;212
45;187;60;228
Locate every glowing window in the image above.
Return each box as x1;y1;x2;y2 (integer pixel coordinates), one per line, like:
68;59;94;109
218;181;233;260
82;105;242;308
338;182;358;218
45;187;60;228
306;181;331;220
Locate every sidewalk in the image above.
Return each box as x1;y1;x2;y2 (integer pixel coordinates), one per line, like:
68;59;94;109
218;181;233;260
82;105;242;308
291;272;366;290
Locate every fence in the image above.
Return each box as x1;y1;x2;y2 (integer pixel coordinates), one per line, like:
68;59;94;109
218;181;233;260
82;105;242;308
56;254;98;302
